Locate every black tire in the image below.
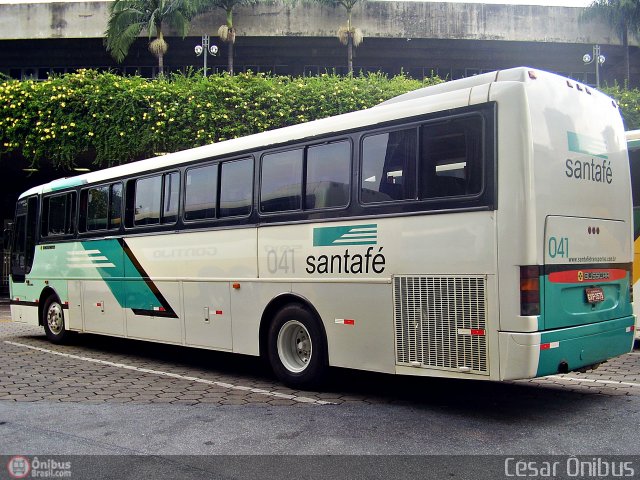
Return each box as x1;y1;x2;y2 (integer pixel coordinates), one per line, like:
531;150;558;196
42;295;71;344
267;303;328;389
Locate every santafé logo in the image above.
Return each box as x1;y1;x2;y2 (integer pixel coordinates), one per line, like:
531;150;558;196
313;224;378;247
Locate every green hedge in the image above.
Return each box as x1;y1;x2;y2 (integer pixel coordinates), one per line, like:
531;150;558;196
0;70;438;169
2;71;640;171
602;85;640;132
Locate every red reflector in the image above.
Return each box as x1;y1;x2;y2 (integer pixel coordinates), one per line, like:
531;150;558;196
631;326;636;332
215;310;223;315
471;329;485;336
540;343;551;350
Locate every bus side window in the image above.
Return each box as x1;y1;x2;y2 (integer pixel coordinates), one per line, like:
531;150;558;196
109;183;123;229
185;164;217;221
305;141;351;210
87;186;109;231
132;173;179;226
84;183;123;232
42;192;76;237
162;172;179;223
361;129;417;203
220;158;253;218
134;176;162;226
260;149;303;213
420;116;483;199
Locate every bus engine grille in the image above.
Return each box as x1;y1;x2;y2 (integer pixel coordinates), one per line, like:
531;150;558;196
393;275;488;374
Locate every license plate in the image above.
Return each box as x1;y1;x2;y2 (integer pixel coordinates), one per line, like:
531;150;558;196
585;287;605;304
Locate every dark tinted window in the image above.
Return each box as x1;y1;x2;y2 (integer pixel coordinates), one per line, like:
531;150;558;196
306;141;350;209
134;176;162;226
420;116;483;199
44;192;76;236
109;183;123;229
163;172;179;223
84;183;123;232
87;186;109;231
185;164;217;221
360;114;485;205
220;158;253;217
11;196;38;279
261;149;303;213
361;129;417;203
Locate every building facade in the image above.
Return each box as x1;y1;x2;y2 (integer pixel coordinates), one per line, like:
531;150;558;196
0;0;638;86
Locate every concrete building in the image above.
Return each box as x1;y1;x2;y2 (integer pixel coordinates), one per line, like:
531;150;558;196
0;0;638;86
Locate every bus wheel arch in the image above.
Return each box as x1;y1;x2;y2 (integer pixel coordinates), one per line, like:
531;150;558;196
38;287;59;327
260;294;329;389
40;288;72;344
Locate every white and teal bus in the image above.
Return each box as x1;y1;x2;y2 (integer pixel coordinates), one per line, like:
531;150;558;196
9;67;636;388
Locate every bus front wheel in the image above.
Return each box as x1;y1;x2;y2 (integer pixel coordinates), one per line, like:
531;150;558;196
267;304;328;389
42;295;71;344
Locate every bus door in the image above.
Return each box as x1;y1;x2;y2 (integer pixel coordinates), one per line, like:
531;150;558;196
10;196;38;284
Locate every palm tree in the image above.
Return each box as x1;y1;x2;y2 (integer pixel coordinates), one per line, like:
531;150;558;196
200;0;256;75
314;0;364;75
582;0;640;85
105;0;195;76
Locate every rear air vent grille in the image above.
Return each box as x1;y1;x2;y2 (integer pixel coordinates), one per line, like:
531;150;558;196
393;275;488;375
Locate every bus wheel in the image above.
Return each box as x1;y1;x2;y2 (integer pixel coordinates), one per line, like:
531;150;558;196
267;304;328;389
42;295;70;344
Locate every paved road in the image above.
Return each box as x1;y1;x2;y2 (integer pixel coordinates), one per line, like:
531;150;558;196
1;308;640;477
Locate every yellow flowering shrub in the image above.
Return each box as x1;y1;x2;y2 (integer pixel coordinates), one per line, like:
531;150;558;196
0;70;439;169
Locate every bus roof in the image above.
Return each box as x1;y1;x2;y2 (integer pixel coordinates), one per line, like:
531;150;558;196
20;66;601;198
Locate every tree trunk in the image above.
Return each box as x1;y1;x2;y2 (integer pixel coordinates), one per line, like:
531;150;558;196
158;52;164;77
228;38;234;76
347;34;353;76
227;8;234;76
347;8;353;75
623;28;630;86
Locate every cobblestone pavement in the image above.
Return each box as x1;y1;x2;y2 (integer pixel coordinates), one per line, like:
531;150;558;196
1;315;639;407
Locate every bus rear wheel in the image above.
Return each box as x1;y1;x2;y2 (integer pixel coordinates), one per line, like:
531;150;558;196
42;295;71;344
267;304;328;389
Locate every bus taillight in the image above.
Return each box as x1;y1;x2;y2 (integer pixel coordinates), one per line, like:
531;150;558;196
520;266;541;316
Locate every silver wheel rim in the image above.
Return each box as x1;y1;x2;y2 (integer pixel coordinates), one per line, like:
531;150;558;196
46;302;64;335
277;320;312;373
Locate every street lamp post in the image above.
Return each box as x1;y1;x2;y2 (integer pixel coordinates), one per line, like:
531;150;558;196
583;44;606;88
194;35;219;77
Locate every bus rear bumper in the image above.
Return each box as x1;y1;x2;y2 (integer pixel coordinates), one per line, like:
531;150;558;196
499;316;635;380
